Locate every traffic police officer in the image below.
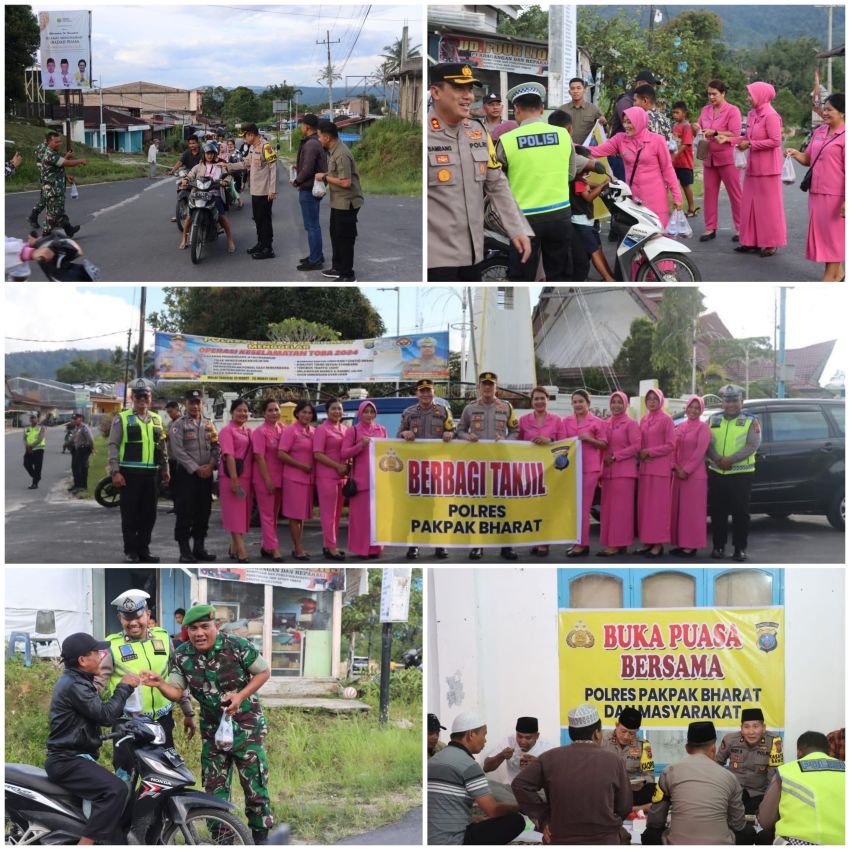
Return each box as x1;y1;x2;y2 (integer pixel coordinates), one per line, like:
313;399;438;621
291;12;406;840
97;588;195;773
456;371;519;561
496;82;593;282
427;62;533;281
716;707;783;815
142;604;274;844
601;706;656;805
707;384;761;562
23;413;46;489
170;388;220;563
397;378;454;560
107;378;169;563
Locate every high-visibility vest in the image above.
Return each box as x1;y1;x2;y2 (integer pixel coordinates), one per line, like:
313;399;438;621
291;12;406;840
117;409;164;470
25;427;45;449
499;121;572;216
707;413;757;474
774;753;845;845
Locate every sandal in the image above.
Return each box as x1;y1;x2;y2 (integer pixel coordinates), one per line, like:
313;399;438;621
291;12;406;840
760;247;777;257
686;206;701;218
178;241;187;250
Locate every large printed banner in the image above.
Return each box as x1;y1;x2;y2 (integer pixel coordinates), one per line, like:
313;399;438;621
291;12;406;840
38;11;92;91
437;34;548;74
559;607;784;731
370;438;581;547
154;330;449;383
200;567;345;591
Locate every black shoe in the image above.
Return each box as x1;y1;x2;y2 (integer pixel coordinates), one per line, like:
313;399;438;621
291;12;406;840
322;547;346;561
406;546;420;560
300;255;324;263
633;547;653;556
469;548;483;560
260;547;274;559
732;548;748;562
699;230;716;242
731;234;740;242
501;547;519;560
246;243;261;254
336;273;357;282
567;547;590;558
291;550;311;561
321;268;341;279
178;543;197;564
670;547;697;558
297;259;323;271
595;549;622;558
644;547;664;559
734;245;758;253
26;214;40;229
192;549;217;562
435;547;449;559
124;553;141;563
710;547;725;559
138;553;160;563
66;224;80;237
253;248;275;260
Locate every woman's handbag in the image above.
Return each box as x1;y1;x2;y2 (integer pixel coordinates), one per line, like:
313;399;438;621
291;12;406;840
342;426;358;496
800;130;844;193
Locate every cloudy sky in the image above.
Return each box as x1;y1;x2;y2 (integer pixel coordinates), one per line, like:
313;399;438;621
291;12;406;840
35;3;422;91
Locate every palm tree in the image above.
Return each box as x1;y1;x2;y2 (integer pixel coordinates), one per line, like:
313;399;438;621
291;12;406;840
381;37;421;72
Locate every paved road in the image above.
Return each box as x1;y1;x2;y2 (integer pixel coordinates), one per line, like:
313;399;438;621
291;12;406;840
6;173;422;282
6;429;842;565
336;806;422;845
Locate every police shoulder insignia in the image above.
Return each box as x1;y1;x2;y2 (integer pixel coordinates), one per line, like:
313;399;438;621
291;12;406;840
769;736;783;766
431;117;441;130
263;144;277;162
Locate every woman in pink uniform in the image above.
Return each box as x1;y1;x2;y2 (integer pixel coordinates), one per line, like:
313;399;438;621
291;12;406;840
218;397;253;562
518;386;566;556
697;79;743;242
252;398;285;562
597;391;641;558
736;82;786;257
278;400;316;561
786;92;845;281
341;400;387;559
591;106;683;228
313;397;349;560
563;389;607;558
636;388;675;558
671;396;711;557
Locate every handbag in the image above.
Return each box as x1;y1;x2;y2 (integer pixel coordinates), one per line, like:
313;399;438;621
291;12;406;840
800;130;844;193
734;146;748;169
342;426;358;497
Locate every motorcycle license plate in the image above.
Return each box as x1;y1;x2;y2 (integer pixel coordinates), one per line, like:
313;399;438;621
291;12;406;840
163;747;185;768
194;192;214;202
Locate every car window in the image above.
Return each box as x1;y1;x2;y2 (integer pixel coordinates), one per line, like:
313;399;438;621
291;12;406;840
767;409;831;442
826;404;845;436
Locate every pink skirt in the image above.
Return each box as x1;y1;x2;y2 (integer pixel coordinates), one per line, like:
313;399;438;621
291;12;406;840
671;475;708;550
599;477;636;548
637;473;672;544
219;478;252;534
739;174;787;248
282;479;313;521
806;192;845;263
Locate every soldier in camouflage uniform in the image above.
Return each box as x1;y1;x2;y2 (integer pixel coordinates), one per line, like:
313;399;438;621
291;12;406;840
29;131;87;235
142;604;274;843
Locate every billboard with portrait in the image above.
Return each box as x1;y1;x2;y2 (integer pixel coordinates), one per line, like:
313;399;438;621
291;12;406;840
38;10;93;91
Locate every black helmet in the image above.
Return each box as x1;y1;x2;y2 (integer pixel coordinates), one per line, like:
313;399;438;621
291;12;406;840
202;141;219;155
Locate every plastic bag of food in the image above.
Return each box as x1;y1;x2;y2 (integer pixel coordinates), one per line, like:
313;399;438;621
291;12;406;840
312;178;327;198
781;155;796;185
734;146;748;169
214;708;234;751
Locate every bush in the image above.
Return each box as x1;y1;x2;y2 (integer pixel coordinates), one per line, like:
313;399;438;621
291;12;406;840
357;668;422;708
352;117;421;196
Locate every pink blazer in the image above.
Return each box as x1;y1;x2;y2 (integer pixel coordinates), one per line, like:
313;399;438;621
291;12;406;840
698;102;742;168
313;421;348;481
745;107;783;176
601;417;641;480
639;413;675;477
518;412;566;443
279;422;315;485
341;423;387;488
807;125;845;196
563;413;607;475
674;422;711;481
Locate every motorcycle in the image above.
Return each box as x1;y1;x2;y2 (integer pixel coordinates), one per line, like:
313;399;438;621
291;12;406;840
5;717;253;845
183;174;227;265
94;474;173;508
173;167;191;234
5;230;100;282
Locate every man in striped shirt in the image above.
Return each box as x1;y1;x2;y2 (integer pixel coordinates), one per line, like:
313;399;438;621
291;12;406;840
428;710;525;844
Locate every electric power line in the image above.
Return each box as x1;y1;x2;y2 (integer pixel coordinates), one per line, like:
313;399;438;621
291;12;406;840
339;6;372;77
7;330;130;343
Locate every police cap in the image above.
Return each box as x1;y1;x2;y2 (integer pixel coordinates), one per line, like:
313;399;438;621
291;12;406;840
185;389;203;401
687;721;717;745
478;371;498;383
506;81;546;104
430;63;481;86
741;708;765;723
131;378;151;396
111;588;150;619
719;384;744;401
483;92;502;103
183;604;216;627
416;379;435;390
635;69;660;85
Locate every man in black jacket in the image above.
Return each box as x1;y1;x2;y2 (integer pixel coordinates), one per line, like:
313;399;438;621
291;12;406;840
44;633;140;845
290;114;328;272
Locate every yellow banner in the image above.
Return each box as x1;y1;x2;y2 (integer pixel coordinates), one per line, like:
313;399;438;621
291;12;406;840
370;438;581;547
559;607;784;729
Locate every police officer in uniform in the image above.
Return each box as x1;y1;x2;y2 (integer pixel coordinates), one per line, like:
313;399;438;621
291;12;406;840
397;378;454;560
456;371;519;561
170;389;220;563
96;589;196;773
495;82;594;282
427;62;533;281
23;413;46;489
107;379;169;563
601;707;657;806
707;384;762;562
401;337;448;378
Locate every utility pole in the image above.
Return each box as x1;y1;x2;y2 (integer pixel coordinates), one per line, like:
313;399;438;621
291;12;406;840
648;5;656;48
136;287;147;379
777;288;787;399
827;6;834;93
317;30;341;118
123;328;132;406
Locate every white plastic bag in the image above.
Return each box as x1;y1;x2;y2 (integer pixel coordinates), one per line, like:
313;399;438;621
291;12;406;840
734;146;748;169
124;685;143;714
289;165;297;182
214;708;234;751
781;155;796;185
665;209;683;236
312;178;327;199
70;182;79;199
678;212;693;238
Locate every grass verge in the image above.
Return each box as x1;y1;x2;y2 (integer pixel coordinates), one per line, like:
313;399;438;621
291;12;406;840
78;435;109;500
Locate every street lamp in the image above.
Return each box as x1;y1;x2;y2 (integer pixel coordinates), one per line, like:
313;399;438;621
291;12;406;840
91;77;105;153
378;286;400;335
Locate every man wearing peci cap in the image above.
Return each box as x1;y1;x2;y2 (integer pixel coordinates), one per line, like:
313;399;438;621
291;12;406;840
169;388;220;563
44;633;140;845
602;706;657;806
428;709;525;844
707;384;761;562
427;62;533;282
483;716;555;802
429;713;447;758
108;379;169;563
512;703;633;844
456;371;519;561
644;720;747;844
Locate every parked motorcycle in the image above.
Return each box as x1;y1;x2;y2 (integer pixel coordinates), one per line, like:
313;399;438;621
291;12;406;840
94;474;172;508
173;166;191;234
5;717;253;844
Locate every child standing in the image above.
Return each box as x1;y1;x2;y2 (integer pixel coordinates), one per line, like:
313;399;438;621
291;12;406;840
672;101;699;218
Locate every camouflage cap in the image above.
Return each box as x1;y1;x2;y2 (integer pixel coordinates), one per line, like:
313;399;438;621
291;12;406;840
183;604;216;627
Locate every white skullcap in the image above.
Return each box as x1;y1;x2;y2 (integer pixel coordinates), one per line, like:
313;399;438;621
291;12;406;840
568;703;600;728
451;710;486;734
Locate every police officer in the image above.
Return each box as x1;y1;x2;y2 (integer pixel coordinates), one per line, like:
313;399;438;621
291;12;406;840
397;378;454;560
69;412;94;493
401;337;448;378
456;371;519;561
170;389;220;563
28;130;87;235
142;604;274;844
707;384;761;562
757;731;845;845
107;379;169;563
716;707;783;816
427;62;533;281
23;413;46;489
601;706;656;806
97;589;196;773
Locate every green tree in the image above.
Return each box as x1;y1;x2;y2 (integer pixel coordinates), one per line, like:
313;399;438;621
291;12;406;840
381;37;421;71
708;337;774;399
613;318;656;396
5;5;40;107
223;86;262;123
651;288;705;397
201;85;226;119
266;318;341;343
56;357;122;383
498;5;549;41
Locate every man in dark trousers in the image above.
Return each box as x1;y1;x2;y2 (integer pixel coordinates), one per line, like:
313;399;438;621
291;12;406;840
23;413;46;489
69;412;95;493
291;114;328;271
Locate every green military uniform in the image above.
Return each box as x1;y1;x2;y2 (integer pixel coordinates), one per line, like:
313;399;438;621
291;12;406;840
167;616;273;832
31;142;71;235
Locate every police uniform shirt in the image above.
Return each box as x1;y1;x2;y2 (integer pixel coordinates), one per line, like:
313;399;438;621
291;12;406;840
456;398;519;440
716;731;783;794
495;117;591;180
397;403;454;439
107;410;168;475
706;413;762;465
427;106;532;268
238;141;277;197
71;422;94;451
646;754;747;845
601;730;656;783
170;415;220;474
401;356;449;378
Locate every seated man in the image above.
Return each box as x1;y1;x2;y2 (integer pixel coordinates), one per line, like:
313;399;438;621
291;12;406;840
601;706;657;807
482;715;555;803
429;713;447;758
44;633;140;845
428;710;525;845
643;721;747;845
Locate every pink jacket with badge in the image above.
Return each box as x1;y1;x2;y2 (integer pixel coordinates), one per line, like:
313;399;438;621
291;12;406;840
744;83;783;177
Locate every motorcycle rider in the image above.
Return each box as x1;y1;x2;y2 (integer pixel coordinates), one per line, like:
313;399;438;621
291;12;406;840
45;632;140;846
168;135;202;175
178;141;236;254
222;139;244;208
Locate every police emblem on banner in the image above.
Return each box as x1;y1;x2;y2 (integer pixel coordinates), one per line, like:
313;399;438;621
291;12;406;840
379;449;403;473
566;619;595;648
755;621;779;653
551;446;571;470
